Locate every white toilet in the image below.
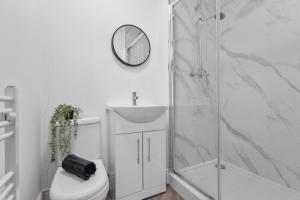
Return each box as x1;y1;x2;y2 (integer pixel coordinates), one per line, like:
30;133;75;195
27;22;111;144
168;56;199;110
50;117;109;200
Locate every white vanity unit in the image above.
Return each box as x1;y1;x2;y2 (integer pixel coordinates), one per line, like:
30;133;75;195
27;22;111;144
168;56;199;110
107;104;168;200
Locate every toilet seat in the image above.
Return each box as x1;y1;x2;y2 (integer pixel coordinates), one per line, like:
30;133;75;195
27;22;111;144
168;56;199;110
86;181;109;200
50;159;109;200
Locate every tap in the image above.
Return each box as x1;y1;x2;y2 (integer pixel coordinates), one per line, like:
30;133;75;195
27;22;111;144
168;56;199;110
190;67;209;78
132;92;139;106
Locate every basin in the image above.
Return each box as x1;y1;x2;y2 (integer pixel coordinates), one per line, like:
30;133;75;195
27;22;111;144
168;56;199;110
107;104;168;123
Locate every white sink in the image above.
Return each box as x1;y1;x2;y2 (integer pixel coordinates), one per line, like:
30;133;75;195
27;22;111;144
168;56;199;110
107;104;168;123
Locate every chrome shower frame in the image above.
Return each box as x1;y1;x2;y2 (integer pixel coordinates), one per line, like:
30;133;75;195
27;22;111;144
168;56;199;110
168;0;222;199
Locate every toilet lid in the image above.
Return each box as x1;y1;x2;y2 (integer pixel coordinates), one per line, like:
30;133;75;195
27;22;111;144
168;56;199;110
50;159;108;200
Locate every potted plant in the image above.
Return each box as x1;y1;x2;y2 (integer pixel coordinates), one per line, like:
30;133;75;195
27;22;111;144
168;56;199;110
49;104;81;162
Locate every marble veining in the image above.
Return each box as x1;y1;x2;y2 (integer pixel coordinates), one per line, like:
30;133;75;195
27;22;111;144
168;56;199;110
172;0;218;172
172;0;300;193
221;0;300;191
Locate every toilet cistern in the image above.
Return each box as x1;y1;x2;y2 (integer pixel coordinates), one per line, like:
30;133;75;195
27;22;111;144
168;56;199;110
132;92;139;106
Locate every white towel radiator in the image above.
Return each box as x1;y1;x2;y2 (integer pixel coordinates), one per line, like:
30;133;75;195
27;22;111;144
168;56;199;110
0;86;18;200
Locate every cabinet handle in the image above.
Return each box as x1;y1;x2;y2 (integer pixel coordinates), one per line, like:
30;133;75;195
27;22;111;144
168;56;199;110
137;139;140;164
148;138;151;162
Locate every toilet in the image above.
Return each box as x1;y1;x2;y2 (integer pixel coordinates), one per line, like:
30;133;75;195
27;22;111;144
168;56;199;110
49;117;109;200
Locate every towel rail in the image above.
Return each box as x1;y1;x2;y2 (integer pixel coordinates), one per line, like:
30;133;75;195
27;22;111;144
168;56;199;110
0;108;13;114
0;96;13;102
0;132;14;142
0;121;13;128
0;183;14;199
0;172;14;189
0;86;18;199
7;112;16;120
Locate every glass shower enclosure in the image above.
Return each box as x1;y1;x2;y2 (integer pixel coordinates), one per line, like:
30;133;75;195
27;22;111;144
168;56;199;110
169;0;300;199
169;0;220;199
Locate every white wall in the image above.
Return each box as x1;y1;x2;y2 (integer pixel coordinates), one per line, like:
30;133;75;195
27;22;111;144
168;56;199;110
0;0;168;198
39;0;169;189
0;0;43;199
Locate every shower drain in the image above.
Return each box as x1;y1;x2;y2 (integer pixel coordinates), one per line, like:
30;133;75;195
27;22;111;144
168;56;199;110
215;163;226;170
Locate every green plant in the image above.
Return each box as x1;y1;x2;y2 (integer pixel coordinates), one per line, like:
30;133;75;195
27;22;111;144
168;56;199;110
49;104;81;162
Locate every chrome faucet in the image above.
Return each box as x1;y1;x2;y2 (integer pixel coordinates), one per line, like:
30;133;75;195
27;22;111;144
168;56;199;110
132;92;139;106
190;67;209;78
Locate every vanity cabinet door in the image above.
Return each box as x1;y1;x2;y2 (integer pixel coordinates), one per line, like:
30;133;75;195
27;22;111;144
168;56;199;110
143;130;167;190
116;132;143;198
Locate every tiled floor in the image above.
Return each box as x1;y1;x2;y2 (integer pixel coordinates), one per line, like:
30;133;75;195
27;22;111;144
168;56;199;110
43;185;183;200
145;186;184;200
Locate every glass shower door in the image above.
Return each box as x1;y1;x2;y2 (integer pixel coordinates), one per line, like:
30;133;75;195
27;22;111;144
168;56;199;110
170;0;219;199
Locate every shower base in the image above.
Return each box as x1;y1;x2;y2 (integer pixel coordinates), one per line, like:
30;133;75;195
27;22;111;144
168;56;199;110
176;160;300;200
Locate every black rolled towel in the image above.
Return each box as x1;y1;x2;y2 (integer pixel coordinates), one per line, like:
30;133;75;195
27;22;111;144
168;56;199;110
62;154;97;180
